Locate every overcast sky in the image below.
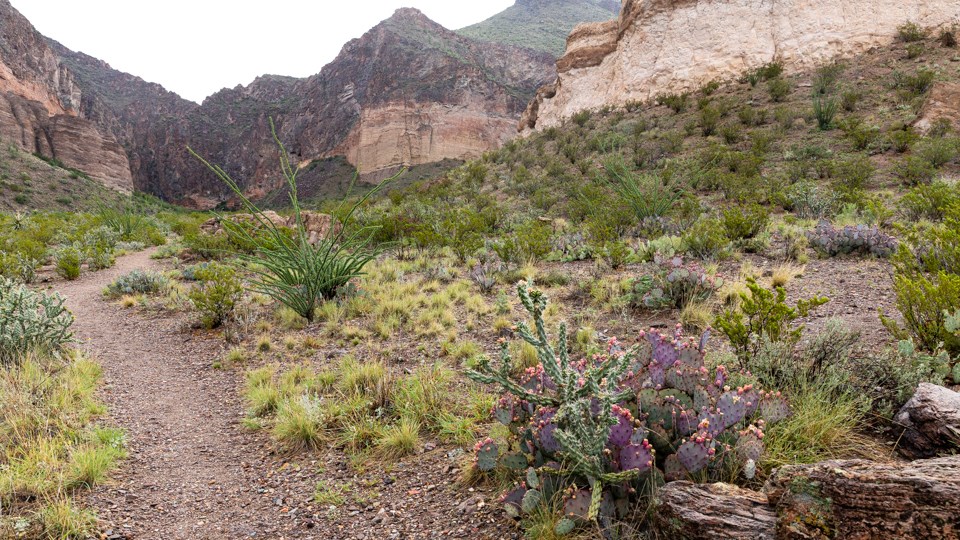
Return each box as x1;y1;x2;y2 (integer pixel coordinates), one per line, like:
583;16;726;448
10;0;515;103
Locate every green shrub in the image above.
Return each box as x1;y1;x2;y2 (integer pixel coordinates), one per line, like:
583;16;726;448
906;43;925;59
720;123;743;144
900;182;958;221
895;155;937;186
888;128;918;153
189;120;392;322
656;92;689;114
106;270;169;297
682;217;730;260
0;278;74;364
840;90;862;112
897;22;926;43
626;257;722;310
54;244;83;281
603;157;682;222
785;182;837;219
715;278;828;362
721;204;769;241
812;95;837;130
767;77;791;102
831;154;875;202
493;220;554;265
915;138;958;168
881;269;960;355
700;105;721;136
188;263;244;329
894;68;936;96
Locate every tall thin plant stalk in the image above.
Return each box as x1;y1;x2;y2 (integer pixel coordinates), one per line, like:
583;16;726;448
188;119;397;321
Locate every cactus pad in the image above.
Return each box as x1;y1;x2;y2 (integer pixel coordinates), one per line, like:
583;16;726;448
716;391;747;429
618;441;655;473
500;452;529;471
760;393;791;424
607;405;635;448
676;438;714;473
562;488;592;521
475;438;498;471
554;518;576;535
521;489;542;514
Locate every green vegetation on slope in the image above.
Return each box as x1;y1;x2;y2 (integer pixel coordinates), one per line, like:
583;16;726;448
457;0;620;56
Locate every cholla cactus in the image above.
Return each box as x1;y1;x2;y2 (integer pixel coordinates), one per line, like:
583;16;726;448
0;278;74;364
468;283;787;532
807;221;898;257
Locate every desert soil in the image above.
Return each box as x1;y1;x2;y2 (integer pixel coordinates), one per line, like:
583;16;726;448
51;250;513;540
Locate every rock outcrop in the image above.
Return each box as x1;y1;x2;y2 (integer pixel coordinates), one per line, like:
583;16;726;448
915;82;960;135
765;456;960;539
654;482;776;539
200;211;341;245
0;0;133;192
40;7;555;207
523;0;960;131
895;383;960;459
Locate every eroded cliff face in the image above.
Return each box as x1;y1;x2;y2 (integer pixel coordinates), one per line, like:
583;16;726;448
523;0;960;131
0;0;133;192
47;7;555;207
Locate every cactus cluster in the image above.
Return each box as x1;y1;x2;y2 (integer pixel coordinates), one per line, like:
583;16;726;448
628;256;723;310
807;221;897;257
468;283;788;535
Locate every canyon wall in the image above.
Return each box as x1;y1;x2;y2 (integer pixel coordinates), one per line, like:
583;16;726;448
0;0;133;192
522;0;960;131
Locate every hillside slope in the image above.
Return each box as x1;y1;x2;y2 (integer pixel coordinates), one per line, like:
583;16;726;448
458;0;620;56
523;0;960;131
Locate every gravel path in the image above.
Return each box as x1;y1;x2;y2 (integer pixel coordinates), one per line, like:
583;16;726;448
54;250;283;539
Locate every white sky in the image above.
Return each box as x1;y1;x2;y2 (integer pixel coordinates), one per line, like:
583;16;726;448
10;0;515;103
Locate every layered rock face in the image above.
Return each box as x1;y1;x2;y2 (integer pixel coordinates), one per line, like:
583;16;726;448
43;7;555;207
0;0;133;192
523;0;960;131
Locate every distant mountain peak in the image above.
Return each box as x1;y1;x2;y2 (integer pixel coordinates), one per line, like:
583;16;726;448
457;0;620;56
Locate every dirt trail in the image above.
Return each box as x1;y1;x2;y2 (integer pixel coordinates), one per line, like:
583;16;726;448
53;250;286;539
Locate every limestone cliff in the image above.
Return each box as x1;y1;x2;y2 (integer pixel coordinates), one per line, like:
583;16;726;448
523;0;960;131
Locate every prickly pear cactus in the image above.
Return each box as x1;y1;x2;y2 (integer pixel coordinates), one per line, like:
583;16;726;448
467;283;790;531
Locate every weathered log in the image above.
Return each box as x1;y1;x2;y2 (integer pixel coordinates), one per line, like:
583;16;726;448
895;383;960;459
653;481;776;539
765;455;960;539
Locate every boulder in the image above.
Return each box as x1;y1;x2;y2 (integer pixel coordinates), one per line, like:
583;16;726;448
765;456;960;539
895;383;960;459
200;211;341;245
915;82;960;135
654;482;776;539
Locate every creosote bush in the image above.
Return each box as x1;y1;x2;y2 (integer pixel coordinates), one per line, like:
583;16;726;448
106;270;169;298
714;278;828;362
188;262;244;329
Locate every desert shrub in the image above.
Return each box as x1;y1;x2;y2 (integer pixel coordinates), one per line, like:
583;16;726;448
53;244;83;281
721;204;769;241
857;339;953;415
700;105;721;136
940;28;958;48
656;92;689;114
571;110;592;128
807;222;898;258
682;218;730;261
915;137;959;168
888;128;918;153
626;257;722;310
906;43;926;59
812;94;837;130
714;278;828;362
895;155;937;186
831;154;875;202
841;121;881;151
0;278;74;363
840;90;862;112
894;68;936;96
897;22;926;43
603;157;682;222
720;123;742;144
881;269;960;355
105;270;169;298
784;182;837;219
467;284;791;534
492;220;554;265
900;182;958;221
188;263;244;329
189;120;392;322
767;77;791;102
743;60;784;86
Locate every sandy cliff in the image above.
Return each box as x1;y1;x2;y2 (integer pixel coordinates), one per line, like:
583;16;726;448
523;0;960;131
